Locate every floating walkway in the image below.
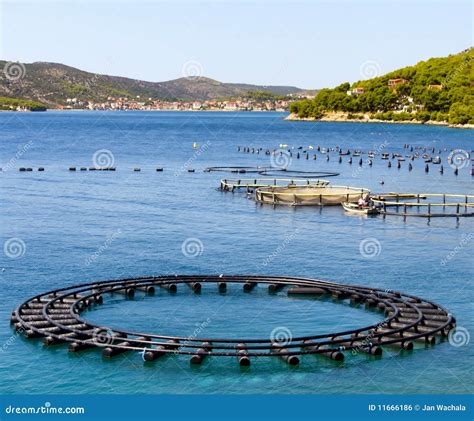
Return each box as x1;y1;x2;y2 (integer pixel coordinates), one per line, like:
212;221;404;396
11;275;455;367
256;185;369;206
372;193;474;218
220;178;330;192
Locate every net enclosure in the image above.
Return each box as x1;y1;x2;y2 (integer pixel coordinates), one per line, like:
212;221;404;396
255;185;369;206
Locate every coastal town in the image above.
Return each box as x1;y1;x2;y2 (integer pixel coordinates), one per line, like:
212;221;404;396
61;96;307;112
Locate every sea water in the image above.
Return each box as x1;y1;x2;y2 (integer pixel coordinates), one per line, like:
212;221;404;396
0;111;472;394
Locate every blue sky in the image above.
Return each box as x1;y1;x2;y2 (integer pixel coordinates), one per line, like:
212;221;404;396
0;0;471;88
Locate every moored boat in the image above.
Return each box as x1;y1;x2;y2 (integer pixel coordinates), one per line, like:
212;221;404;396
342;202;379;215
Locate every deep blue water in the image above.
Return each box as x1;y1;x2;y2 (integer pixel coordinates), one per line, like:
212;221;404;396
0;111;472;394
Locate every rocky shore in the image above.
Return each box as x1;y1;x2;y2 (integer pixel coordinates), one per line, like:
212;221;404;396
285;112;474;129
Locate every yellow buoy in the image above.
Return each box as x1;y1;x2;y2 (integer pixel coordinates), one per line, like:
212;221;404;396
193;142;197;149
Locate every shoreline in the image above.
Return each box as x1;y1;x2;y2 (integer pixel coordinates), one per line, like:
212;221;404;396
285;112;474;130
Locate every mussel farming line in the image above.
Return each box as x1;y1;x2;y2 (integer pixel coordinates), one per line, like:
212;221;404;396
12;275;455;367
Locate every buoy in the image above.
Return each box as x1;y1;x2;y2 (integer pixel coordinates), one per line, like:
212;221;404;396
379;180;385;185
193;142;197;149
190;342;212;365
236;343;250;366
272;344;299;365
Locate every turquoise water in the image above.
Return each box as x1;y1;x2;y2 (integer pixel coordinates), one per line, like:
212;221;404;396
0;111;472;394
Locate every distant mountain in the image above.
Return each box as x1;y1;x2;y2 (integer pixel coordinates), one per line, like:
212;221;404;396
0;61;308;106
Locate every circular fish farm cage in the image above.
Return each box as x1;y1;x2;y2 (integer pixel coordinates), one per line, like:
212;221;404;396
256;185;369;206
219;178;330;192
204;166;277;174
257;170;340;178
11;275;455;367
372;193;474;218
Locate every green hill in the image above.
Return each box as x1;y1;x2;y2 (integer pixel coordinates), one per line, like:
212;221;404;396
289;48;473;125
0;96;46;111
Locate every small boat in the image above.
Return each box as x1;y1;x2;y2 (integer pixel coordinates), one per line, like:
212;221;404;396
320;148;327;154
353;150;362;157
381;153;389;160
398;157;406;161
342;202;379;215
339;149;351;156
432;156;441;164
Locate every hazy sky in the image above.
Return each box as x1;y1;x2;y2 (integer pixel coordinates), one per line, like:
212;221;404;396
0;0;471;88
